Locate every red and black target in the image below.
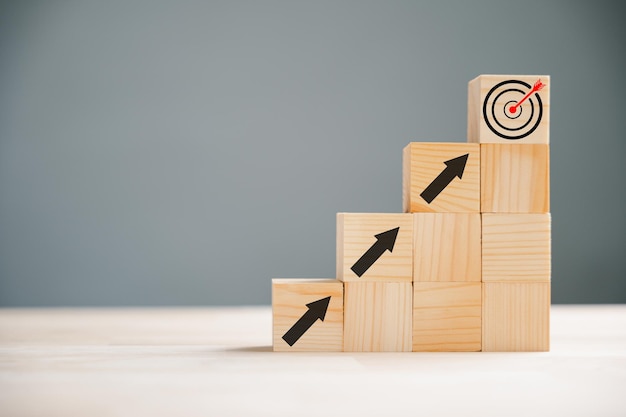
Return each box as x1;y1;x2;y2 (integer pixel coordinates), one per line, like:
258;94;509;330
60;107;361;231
482;79;545;140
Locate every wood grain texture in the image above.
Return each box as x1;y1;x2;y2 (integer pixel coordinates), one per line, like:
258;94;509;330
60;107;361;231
403;142;480;213
482;213;551;282
344;281;412;352
413;213;481;282
272;279;343;351
481;144;550;213
467;75;481;144
482;282;550;351
337;213;413;282
467;74;550;144
413;282;481;351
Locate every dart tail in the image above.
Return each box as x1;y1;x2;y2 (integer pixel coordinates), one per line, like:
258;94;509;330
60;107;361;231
533;78;546;92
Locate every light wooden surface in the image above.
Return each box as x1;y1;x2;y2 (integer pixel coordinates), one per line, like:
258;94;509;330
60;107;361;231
482;213;551;282
336;213;413;282
413;282;482;351
272;279;343;352
1;306;625;416
482;282;551;351
467;74;550;144
481;143;550;213
413;213;481;282
403;142;480;213
343;281;412;352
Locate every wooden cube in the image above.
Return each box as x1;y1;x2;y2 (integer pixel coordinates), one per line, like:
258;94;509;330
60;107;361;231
344;281;412;352
413;282;481;351
482;213;551;282
468;74;550;144
337;213;413;282
481;144;550;213
413;213;481;282
403;142;480;213
272;279;343;352
482;282;550;351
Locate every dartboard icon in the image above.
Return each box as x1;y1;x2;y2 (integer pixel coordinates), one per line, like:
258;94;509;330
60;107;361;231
482;79;545;140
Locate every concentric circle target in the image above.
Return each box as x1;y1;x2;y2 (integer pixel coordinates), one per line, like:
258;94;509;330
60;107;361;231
482;80;543;140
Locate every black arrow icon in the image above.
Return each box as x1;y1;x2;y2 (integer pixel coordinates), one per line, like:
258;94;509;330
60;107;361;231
282;296;331;346
420;154;469;204
350;227;400;277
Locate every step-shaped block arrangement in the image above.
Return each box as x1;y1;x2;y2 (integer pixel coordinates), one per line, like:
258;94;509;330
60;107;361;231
272;74;551;352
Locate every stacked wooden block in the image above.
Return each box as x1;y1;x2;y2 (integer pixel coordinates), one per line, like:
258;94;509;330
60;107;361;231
273;75;550;352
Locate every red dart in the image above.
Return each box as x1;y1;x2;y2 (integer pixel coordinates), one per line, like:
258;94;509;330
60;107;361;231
509;78;546;114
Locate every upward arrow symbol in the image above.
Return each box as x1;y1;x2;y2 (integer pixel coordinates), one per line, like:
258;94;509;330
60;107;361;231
420;154;469;204
350;227;400;277
282;297;332;346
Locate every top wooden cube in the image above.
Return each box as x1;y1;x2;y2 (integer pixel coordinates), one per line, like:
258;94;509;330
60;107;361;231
468;75;550;144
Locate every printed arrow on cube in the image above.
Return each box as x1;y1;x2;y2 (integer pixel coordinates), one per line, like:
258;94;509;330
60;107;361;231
350;227;400;277
420;153;469;203
282;296;332;346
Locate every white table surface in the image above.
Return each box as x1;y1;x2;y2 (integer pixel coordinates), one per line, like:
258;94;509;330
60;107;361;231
1;305;625;417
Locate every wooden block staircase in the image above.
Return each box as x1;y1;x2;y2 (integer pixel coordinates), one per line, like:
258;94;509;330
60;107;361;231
272;74;551;352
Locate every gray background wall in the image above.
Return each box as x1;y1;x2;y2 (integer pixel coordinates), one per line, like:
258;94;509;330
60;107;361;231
1;0;624;306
